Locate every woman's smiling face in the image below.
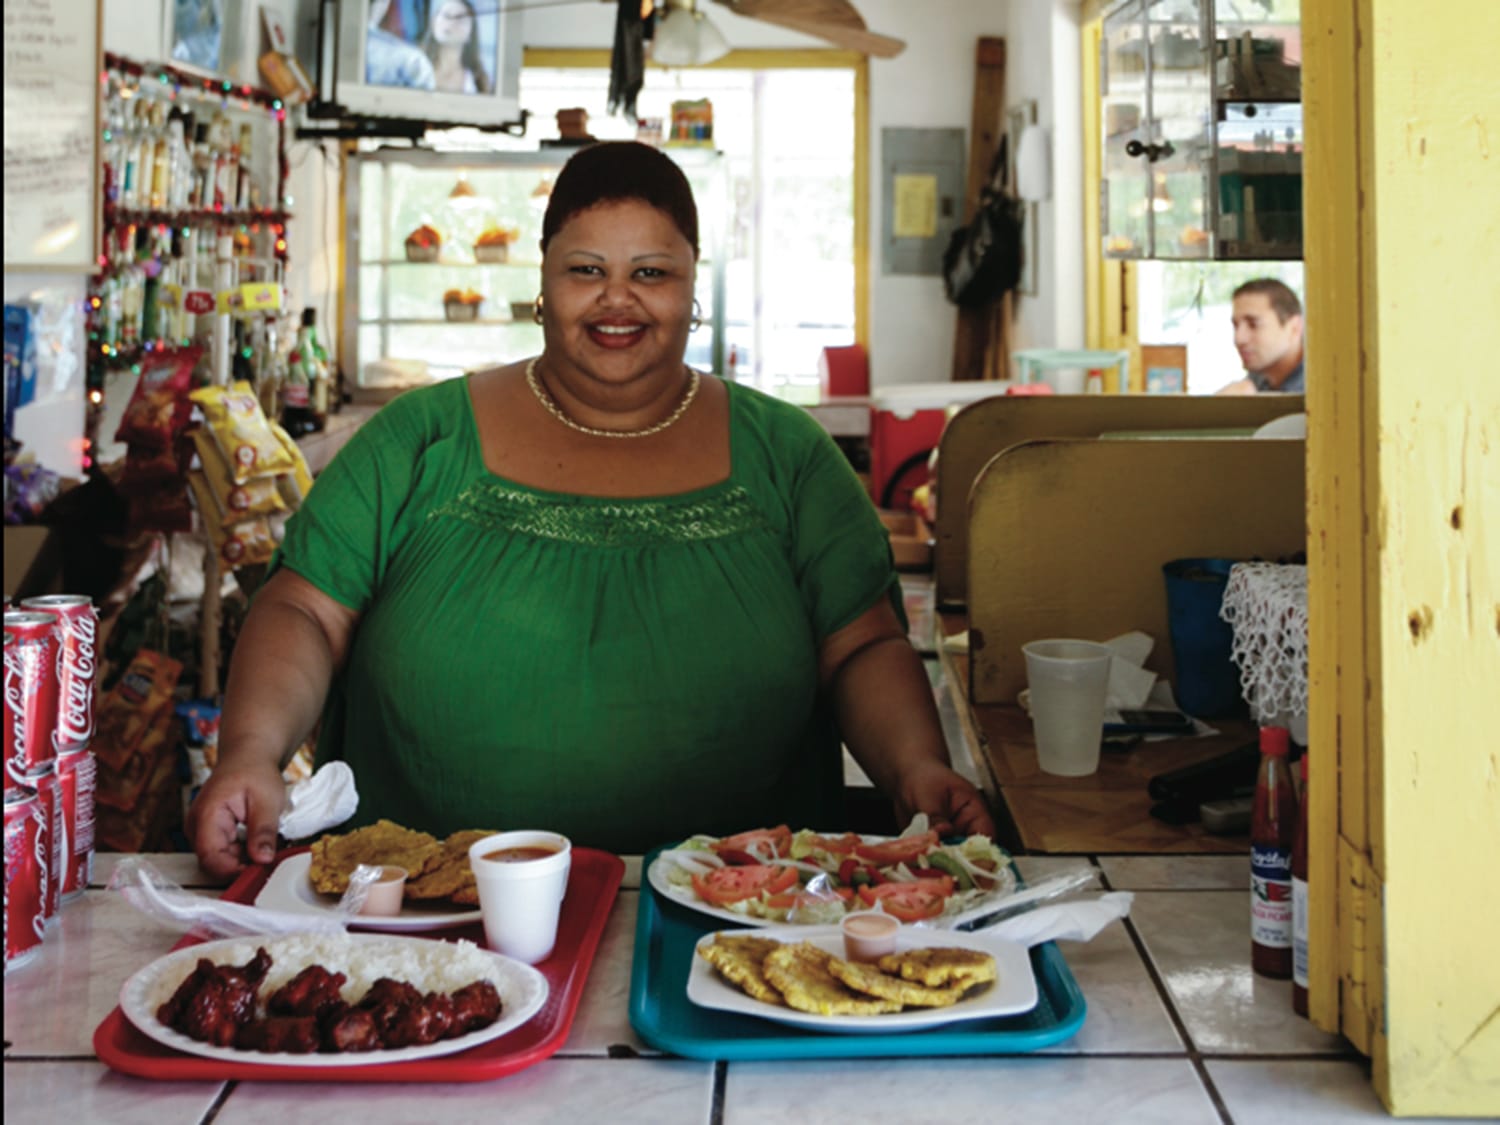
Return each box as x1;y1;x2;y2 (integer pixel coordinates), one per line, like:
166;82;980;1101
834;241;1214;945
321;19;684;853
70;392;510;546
540;199;699;386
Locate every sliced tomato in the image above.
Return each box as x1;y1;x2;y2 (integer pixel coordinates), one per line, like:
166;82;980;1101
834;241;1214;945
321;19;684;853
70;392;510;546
853;830;940;866
865;885;947;922
765;887;855;910
837;857;887;889
856;874;955;905
712;825;793;865
801;832;861;856
690;864;799;906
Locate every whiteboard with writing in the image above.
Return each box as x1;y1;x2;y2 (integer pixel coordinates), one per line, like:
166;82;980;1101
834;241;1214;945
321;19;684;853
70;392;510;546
3;0;101;271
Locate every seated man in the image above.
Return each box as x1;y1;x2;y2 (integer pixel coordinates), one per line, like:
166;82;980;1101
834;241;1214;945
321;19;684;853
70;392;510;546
1215;278;1305;395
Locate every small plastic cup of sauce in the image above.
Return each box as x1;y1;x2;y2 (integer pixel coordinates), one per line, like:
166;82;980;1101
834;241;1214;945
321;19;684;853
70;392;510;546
358;865;409;916
841;910;900;962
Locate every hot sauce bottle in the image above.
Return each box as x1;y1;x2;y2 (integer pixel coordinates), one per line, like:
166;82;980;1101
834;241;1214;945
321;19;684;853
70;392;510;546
1291;752;1311;1014
1250;725;1297;978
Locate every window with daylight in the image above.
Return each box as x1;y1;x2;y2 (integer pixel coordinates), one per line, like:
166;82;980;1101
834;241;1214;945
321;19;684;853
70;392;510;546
520;59;860;403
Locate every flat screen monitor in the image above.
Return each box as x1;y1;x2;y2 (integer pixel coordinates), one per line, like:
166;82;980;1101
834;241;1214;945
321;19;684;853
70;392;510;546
333;0;522;129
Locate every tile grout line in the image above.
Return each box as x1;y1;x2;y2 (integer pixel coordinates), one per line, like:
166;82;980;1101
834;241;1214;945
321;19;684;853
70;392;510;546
709;1058;728;1125
1095;856;1237;1125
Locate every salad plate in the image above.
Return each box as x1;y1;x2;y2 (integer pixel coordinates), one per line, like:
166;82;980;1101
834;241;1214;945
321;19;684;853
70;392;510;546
646;827;1017;931
119;932;548;1068
686;924;1037;1033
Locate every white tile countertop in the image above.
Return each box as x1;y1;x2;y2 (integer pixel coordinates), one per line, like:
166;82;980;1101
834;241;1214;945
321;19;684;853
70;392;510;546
3;851;1436;1124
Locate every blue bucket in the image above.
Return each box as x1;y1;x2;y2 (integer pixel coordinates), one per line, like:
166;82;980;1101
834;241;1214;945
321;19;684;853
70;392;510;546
1162;558;1248;719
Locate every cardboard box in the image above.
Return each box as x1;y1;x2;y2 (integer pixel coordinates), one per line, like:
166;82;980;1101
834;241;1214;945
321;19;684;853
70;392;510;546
3;525;65;600
879;509;933;571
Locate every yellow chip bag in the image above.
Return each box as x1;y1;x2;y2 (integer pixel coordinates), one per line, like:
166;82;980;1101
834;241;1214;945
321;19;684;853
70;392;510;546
190;381;296;484
190;426;287;525
268;419;315;508
187;471;280;571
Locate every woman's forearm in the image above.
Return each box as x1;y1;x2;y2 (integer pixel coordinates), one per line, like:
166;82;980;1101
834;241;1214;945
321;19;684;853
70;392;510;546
217;571;356;772
830;635;951;795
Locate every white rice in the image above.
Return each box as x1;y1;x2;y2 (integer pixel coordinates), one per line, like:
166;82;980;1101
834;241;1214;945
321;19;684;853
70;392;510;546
147;933;500;1011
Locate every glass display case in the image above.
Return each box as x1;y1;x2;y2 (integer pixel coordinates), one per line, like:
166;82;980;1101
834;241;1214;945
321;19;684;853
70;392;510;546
344;146;728;386
1101;0;1302;261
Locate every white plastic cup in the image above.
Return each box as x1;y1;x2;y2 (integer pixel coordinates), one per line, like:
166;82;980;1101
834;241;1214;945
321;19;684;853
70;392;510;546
467;830;572;964
1022;639;1112;777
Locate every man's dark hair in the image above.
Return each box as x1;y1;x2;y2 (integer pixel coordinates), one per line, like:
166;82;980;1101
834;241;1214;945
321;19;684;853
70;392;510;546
541;141;699;256
1233;278;1302;323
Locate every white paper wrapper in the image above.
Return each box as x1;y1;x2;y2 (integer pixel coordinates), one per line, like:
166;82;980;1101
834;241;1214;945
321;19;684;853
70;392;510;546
987;892;1134;947
278;761;359;841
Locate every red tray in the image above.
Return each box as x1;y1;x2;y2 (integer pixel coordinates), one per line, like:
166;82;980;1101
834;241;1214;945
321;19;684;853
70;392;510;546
93;845;624;1082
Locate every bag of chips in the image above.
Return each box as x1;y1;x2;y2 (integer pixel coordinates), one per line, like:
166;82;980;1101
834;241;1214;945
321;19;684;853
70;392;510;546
188;468;281;571
190;425;287;524
115;348;201;451
268;419;315;508
190;381;296;484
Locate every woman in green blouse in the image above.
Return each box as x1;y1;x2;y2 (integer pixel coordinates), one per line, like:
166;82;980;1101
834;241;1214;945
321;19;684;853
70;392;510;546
190;142;993;878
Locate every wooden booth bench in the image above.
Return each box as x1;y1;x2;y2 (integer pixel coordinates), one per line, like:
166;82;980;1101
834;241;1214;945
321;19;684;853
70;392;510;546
941;436;1305;855
933;394;1305;609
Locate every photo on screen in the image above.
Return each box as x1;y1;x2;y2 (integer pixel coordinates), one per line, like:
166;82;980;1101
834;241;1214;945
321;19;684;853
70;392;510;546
366;0;500;95
171;0;223;74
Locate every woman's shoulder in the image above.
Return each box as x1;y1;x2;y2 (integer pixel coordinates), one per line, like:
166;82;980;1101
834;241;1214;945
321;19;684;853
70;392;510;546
726;378;831;450
362;377;473;441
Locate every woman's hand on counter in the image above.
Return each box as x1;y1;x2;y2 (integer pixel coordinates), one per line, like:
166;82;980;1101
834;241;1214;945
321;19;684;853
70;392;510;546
187;761;288;879
893;757;996;840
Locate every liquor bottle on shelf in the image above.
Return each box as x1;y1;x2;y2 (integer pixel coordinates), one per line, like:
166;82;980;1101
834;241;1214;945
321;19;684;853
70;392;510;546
1250;725;1297;979
304;308;330;430
236;124;255;210
149;103;170;209
282;308;325;436
190;122;213;208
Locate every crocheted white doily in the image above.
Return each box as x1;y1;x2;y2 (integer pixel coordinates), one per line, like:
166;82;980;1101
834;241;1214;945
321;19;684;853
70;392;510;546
1219;562;1308;728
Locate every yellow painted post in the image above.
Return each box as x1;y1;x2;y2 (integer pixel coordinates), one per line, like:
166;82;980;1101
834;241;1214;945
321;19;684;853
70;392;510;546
1304;0;1500;1114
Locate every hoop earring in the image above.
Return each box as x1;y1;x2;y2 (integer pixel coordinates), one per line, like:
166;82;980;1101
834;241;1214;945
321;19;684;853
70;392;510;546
690;298;703;332
533;294;545;325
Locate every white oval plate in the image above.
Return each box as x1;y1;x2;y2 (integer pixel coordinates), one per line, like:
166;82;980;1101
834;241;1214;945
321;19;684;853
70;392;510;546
120;932;548;1067
647;835;1017;931
256;852;482;933
687;924;1037;1033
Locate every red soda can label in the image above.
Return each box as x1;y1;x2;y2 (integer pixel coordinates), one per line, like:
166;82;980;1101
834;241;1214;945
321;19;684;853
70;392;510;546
28;766;63;925
57;749;95;901
2;632;15;803
4;791;47;973
3;611;60;786
21;596;99;751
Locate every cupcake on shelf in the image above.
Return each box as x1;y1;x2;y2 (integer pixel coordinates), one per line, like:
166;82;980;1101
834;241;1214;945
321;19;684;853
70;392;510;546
443;288;484;322
473;225;519;263
405;223;442;262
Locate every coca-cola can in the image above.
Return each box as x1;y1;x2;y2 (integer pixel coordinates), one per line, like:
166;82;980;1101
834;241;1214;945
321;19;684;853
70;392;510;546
2;631;15;803
21;596;99;752
56;748;95;901
4;611;61;787
29;766;63;925
4;790;47;973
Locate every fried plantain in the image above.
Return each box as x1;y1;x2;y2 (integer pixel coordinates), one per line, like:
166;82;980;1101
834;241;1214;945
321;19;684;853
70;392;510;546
308;820;441;896
698;934;786;1005
874;946;999;989
763;942;902;1016
826;955;979;1007
404;829;496;905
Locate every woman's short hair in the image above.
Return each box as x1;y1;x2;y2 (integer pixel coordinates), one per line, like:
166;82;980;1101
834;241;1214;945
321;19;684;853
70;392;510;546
542;142;700;256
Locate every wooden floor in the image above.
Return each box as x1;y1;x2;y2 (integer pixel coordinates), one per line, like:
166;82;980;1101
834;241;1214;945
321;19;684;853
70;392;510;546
937;609;1252;856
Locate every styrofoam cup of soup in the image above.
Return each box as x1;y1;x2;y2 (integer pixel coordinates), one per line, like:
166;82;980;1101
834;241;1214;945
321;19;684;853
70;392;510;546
841;910;900;962
467;830;572;963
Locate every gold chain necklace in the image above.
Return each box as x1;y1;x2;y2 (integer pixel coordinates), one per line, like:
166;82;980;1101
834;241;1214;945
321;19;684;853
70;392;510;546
526;356;700;439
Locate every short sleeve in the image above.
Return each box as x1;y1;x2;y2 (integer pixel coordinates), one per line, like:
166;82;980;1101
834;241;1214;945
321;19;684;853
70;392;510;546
783;412;899;640
273;389;441;612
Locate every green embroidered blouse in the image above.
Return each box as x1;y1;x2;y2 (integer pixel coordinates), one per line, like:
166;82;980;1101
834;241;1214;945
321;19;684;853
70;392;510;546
276;375;897;853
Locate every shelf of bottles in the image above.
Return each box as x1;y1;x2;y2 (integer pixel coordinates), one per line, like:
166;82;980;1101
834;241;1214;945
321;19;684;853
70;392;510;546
86;52;294;467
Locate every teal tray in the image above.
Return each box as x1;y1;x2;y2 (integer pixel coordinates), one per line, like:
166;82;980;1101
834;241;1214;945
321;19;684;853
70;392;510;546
628;847;1087;1060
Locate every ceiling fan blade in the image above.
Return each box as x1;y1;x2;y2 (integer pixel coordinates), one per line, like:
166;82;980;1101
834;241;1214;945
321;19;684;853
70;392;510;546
720;0;907;58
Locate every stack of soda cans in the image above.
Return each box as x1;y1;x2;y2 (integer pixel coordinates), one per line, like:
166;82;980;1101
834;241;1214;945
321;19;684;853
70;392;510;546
4;596;99;975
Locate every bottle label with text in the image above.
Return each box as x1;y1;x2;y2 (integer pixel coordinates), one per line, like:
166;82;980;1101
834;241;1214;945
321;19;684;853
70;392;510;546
1251;843;1293;948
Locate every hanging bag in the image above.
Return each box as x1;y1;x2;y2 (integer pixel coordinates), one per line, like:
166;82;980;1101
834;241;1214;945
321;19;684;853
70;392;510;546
942;140;1025;308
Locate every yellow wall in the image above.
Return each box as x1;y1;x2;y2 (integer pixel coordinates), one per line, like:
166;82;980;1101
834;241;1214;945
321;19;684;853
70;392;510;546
1304;0;1500;1114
